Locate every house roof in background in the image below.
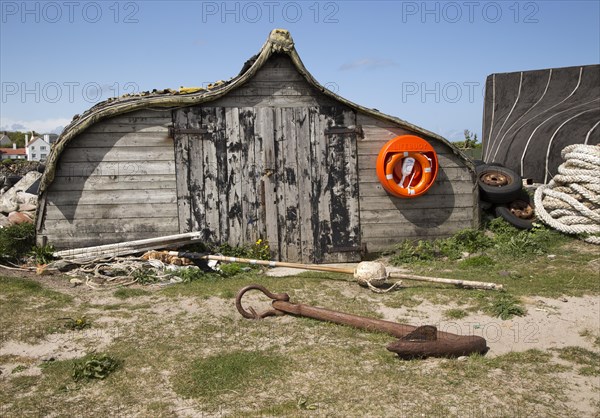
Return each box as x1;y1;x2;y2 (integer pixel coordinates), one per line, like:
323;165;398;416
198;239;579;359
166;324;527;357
0;148;26;155
27;137;50;148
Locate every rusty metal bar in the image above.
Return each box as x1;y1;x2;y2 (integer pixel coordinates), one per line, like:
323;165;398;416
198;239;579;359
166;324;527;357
235;285;488;359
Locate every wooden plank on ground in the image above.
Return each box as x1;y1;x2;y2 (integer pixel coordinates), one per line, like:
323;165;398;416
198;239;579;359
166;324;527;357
52;231;202;256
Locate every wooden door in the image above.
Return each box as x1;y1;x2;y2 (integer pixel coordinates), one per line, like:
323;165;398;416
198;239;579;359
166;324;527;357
173;105;361;263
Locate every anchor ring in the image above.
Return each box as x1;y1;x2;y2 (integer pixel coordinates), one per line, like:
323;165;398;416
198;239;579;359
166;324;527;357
235;284;290;319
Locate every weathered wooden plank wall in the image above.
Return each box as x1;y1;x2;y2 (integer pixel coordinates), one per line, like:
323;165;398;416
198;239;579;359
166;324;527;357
355;114;478;252
39;53;477;256
39;110;179;249
174;104;361;263
209;55;338;109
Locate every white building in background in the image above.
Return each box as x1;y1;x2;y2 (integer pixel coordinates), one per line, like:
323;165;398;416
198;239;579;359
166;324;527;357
26;134;51;161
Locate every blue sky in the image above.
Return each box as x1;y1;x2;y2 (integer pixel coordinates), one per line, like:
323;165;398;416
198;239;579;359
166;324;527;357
1;0;599;141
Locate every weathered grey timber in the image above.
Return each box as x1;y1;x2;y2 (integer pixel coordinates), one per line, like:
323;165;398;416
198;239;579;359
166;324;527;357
37;29;478;261
482;65;599;183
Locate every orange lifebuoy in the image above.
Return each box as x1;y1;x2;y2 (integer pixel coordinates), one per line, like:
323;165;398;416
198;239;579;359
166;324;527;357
384;152;433;196
376;135;438;198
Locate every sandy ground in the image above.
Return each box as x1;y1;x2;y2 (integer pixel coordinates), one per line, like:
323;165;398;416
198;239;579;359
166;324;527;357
265;264;600;356
1;266;599;416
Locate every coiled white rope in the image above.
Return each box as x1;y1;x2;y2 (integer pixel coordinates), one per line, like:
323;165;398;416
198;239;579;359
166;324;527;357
534;144;600;244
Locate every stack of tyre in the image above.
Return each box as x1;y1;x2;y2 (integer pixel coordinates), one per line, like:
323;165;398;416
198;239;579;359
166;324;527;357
475;161;535;229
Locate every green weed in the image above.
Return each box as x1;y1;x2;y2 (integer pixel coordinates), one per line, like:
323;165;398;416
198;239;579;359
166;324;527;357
486;293;526;319
171;267;208;282
0;223;35;261
218;262;244;277
173;350;285;399
72;354;121;381
132;267;158;284
60;316;91;330
28;244;56;265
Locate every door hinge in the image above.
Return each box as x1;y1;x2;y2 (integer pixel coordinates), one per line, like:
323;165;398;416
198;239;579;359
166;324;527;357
324;125;362;136
169;127;209;136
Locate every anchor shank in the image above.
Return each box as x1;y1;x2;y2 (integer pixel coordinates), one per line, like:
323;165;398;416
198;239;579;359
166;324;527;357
272;300;417;338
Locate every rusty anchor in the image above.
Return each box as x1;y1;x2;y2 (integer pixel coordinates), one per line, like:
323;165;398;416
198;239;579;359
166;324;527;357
235;284;488;359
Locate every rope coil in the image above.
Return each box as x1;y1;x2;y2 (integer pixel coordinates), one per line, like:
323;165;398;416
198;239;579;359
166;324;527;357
534;144;600;244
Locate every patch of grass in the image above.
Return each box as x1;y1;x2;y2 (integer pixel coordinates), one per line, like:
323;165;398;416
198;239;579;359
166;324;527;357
388;233;597;299
553;346;600;376
444;308;468;319
388;219;569;268
441;349;566;377
0;223;35;262
484;293;526;320
7;375;38;391
459;255;495;268
173;350;285;399
11;364;27;374
113;288;151;299
0;277;73;342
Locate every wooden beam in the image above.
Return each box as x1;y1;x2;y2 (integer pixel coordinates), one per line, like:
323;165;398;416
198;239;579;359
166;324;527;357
54;231;204;259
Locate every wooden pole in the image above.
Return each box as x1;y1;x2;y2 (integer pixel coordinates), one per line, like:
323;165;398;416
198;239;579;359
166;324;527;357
171;253;356;275
388;272;503;291
174;252;503;290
